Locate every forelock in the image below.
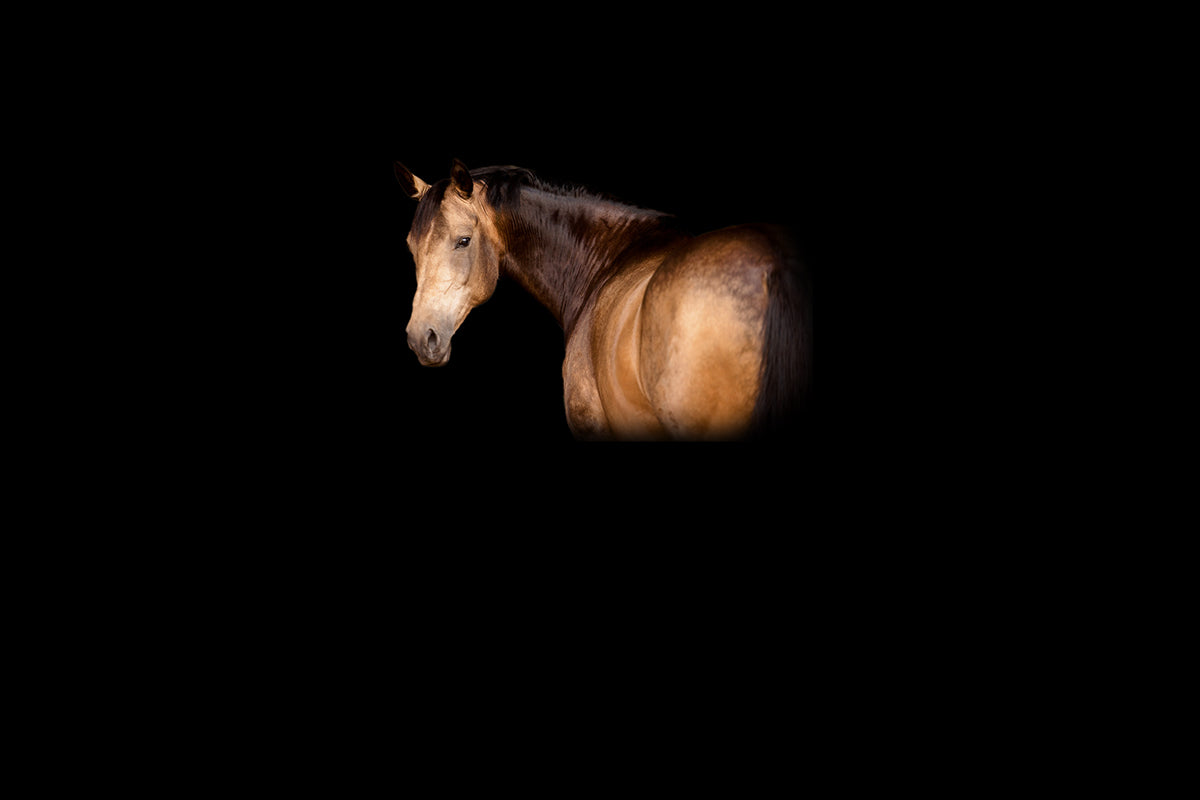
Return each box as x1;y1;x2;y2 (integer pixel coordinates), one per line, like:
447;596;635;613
410;180;450;243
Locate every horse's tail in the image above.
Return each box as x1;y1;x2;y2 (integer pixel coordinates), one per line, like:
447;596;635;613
750;229;812;441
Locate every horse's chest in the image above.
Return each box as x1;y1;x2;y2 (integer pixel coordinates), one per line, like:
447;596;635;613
561;268;664;439
561;333;607;439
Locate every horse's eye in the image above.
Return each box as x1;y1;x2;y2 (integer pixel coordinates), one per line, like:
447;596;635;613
455;236;471;249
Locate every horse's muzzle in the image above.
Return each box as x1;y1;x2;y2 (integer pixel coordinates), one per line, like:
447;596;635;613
407;323;451;367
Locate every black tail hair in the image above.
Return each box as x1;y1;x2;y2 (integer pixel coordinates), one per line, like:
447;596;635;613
750;235;812;442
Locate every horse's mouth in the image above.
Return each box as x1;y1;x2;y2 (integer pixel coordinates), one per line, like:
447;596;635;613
416;348;451;367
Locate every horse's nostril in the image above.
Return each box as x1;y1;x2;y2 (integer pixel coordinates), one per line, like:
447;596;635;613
426;328;438;350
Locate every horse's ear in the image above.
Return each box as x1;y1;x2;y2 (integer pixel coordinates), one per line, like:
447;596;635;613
450;158;473;199
394;161;430;200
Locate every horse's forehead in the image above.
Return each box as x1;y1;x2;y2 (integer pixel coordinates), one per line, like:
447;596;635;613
440;193;477;223
420;195;472;236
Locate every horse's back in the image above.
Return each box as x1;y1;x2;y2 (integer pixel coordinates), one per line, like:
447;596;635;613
638;225;786;438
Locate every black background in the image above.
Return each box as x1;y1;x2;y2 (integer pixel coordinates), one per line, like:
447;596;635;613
75;14;947;626
46;10;1022;669
189;17;875;481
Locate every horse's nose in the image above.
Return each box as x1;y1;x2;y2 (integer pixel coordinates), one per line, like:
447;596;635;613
406;326;434;355
407;323;450;366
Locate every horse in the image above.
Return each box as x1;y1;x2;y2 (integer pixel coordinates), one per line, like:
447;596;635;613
394;158;810;440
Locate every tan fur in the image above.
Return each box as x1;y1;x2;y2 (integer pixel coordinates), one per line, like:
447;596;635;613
566;229;771;440
580;256;665;439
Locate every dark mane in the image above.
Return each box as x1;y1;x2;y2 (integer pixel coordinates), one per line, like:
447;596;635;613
471;165;621;205
410;165;655;243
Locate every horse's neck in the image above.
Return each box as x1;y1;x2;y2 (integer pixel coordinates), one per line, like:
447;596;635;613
498;188;671;335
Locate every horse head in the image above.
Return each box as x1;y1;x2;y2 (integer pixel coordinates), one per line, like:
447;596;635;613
395;158;502;366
